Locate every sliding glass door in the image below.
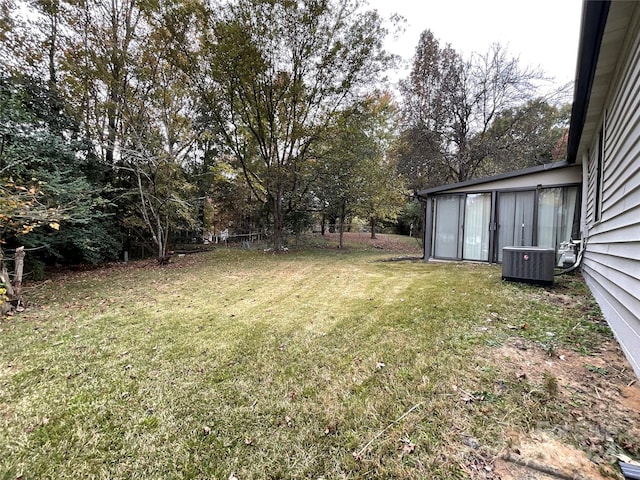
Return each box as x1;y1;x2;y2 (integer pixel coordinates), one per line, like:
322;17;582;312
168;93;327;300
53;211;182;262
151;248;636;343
430;185;580;263
496;191;535;262
433;195;463;259
432;193;491;261
463;193;491;261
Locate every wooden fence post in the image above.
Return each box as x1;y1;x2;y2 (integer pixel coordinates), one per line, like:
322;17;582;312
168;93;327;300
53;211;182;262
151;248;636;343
14;246;25;301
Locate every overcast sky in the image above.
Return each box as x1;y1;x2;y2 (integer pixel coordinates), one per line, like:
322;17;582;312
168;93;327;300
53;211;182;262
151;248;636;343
368;0;583;93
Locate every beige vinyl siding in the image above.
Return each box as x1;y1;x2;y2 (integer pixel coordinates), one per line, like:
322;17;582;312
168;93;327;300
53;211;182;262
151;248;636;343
444;166;582;194
582;8;640;378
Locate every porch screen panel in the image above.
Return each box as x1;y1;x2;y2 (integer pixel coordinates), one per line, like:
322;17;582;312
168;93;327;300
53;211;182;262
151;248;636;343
433;195;463;259
463;193;491;261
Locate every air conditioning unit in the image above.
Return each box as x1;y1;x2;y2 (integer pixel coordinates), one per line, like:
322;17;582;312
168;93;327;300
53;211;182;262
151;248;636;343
502;246;555;285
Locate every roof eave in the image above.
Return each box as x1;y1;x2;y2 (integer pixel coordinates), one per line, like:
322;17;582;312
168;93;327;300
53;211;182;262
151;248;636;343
566;0;610;164
416;161;573;198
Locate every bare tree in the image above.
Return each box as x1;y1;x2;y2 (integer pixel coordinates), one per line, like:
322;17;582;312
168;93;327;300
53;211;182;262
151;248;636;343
118;27;199;263
397;31;555;190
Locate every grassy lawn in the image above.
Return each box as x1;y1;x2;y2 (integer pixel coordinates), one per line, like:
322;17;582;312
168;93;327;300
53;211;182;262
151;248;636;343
0;240;632;478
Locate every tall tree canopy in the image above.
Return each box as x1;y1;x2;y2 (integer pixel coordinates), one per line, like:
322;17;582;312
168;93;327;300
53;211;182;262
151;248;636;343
1;0;403;268
315;93;404;246
396;30;568;193
196;0;394;250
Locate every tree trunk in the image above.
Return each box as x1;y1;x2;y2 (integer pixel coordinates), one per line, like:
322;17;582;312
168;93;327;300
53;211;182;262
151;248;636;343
46;2;59;89
338;201;346;249
370;217;376;239
273;190;284;251
106;101;117;165
321;214;326;236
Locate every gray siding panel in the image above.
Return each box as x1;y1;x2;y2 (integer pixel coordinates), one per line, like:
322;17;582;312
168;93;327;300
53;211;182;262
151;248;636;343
604;140;640;206
583;9;640;379
583;256;640;300
587;221;640;243
586;241;640;261
584;249;640;282
589;207;640;233
586;148;597;223
606;177;640;218
583;272;640;377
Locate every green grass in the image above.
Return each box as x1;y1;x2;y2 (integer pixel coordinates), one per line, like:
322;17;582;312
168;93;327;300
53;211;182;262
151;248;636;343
0;246;613;479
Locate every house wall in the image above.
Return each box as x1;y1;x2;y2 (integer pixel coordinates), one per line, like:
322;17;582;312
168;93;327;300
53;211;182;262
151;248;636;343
443;165;582;193
582;5;640;378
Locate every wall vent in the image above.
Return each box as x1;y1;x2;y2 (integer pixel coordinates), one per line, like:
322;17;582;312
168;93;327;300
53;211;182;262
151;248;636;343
502;247;555;285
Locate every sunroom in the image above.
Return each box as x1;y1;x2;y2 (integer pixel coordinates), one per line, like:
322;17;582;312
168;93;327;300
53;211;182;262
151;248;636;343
417;161;583;264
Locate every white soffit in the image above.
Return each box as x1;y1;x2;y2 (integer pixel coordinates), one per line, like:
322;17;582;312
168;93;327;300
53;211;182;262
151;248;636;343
578;1;637;158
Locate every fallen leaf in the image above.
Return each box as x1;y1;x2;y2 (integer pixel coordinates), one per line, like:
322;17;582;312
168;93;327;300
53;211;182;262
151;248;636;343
401;442;416;454
203;426;211;435
244;437;253;445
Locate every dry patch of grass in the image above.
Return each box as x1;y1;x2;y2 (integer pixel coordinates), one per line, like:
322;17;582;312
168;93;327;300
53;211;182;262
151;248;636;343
0;242;637;479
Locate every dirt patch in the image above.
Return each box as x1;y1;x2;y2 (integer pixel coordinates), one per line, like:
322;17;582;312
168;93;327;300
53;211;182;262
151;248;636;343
495;431;611;479
621;386;640;414
484;337;640;479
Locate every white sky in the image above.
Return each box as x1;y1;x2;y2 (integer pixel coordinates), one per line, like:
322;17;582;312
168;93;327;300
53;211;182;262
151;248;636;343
368;0;584;93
